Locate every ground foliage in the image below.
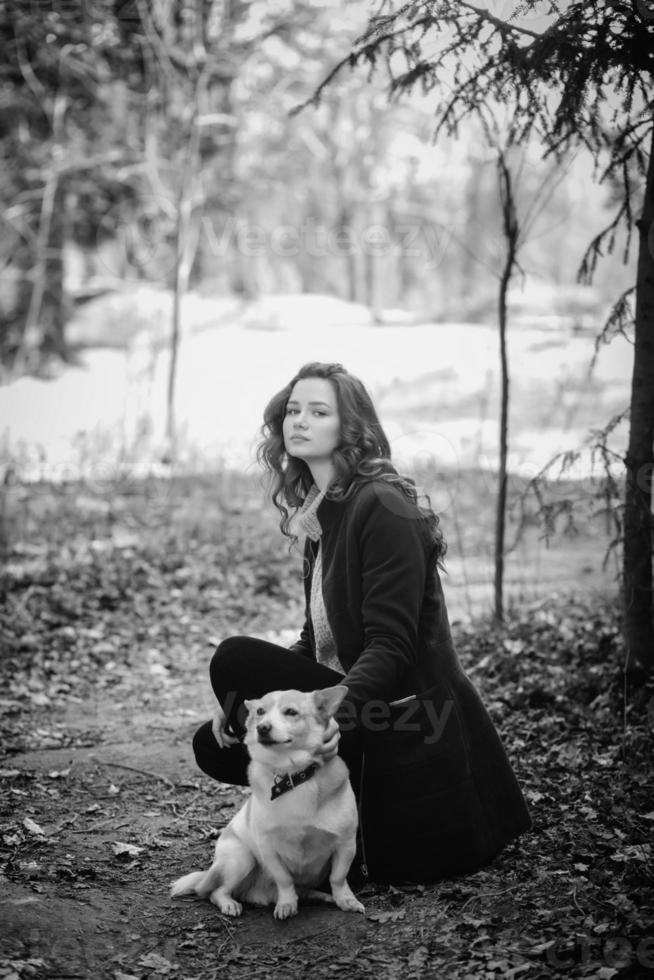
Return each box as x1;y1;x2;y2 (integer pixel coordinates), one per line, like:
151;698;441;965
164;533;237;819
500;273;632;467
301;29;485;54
0;477;652;980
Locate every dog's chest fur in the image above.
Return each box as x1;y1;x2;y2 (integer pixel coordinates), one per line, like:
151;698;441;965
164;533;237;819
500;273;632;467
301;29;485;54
234;774;342;882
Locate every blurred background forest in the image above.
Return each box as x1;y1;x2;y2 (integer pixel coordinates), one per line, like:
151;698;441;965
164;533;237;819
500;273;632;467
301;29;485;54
0;0;649;635
0;0;633;371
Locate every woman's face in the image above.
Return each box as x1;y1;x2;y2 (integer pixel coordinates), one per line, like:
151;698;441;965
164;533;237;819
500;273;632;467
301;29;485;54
282;377;341;466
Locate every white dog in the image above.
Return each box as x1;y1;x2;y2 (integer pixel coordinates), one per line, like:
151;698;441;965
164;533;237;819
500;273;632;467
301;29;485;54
170;685;365;920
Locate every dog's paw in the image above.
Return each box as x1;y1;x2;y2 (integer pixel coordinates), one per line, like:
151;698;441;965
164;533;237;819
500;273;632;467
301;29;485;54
273;898;298;920
332;886;365;914
210;892;242;917
337;894;365;914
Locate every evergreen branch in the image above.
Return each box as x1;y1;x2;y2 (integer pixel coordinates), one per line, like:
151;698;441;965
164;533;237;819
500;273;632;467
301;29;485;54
603;118;654;180
456;0;545;41
291;13;426;114
577;200;629;284
589;286;636;374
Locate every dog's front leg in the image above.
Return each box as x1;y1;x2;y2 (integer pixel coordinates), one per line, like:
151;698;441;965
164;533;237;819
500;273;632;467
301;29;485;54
208;840;256;918
258;843;298;920
329;839;365;914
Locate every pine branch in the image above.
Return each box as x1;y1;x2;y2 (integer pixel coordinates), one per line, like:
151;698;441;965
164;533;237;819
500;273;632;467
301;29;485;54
577;200;629;284
590;286;636;372
456;0;545;42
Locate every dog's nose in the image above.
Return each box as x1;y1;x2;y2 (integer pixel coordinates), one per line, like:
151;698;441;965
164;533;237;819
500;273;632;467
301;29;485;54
257;722;271;736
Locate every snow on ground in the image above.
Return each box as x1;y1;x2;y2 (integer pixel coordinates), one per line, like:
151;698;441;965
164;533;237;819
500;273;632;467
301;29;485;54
0;292;633;482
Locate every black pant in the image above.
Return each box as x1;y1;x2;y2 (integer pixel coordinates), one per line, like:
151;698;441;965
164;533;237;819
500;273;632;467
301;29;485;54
192;636;363;791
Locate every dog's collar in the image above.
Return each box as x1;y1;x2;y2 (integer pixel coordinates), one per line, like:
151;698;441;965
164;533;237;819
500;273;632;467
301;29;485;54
271;762;319;801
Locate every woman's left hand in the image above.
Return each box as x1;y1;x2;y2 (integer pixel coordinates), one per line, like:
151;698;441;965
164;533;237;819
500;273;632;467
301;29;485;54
320;717;341;761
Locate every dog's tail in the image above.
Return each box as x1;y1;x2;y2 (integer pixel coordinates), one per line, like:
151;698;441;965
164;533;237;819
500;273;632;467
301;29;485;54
170;865;223;899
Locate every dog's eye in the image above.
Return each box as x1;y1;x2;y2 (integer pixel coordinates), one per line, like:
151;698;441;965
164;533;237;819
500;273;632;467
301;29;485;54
256;707;266;716
283;708;298;717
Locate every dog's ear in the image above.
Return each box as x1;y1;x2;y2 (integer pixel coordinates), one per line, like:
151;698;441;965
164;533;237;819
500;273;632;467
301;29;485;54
243;699;254;714
313;685;348;721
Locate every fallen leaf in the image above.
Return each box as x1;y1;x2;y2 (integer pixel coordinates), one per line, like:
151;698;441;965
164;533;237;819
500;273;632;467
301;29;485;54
610;844;651;863
23;818;45;836
138;951;176;973
367;909;406;923
18;861;42;876
29;692;51;707
408;946;430;970
111;842;143;858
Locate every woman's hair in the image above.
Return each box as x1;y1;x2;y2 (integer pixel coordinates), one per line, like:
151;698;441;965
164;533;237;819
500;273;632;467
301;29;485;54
256;361;446;561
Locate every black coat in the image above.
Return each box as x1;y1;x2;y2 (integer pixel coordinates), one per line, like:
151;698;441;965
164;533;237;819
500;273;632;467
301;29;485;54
289;479;531;883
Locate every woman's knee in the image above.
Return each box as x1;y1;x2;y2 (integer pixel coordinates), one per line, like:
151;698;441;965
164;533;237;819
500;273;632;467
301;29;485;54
192;720;249;786
210;635;250;694
210;635;281;699
192;721;217;774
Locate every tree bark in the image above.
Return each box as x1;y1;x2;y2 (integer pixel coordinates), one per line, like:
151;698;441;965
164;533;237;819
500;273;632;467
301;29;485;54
623;125;654;671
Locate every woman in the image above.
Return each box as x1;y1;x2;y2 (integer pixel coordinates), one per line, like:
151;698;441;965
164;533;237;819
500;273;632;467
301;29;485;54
193;361;531;884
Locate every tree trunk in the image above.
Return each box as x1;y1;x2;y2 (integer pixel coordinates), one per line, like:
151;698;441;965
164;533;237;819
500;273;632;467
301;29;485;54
494;154;518;625
166;108;202;463
166;201;184;463
623;126;654;671
13;171;68;375
40;180;68;362
495;266;511;625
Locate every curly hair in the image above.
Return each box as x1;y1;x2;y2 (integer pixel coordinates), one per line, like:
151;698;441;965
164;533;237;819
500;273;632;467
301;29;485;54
256;362;446;562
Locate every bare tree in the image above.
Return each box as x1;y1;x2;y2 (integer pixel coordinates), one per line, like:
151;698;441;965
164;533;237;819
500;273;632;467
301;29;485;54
494;150;519;624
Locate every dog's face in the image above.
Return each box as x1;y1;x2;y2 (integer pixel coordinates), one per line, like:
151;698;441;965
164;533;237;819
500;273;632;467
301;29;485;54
243;686;347;770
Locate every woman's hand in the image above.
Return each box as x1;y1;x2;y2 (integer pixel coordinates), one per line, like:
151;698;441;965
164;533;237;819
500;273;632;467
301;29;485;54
319;717;341;761
211;701;240;749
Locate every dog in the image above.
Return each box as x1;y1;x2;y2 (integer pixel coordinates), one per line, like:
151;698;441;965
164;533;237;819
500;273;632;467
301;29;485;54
170;685;365;920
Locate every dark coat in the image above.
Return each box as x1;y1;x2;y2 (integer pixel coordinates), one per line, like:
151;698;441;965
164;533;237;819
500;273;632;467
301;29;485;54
289;479;531;883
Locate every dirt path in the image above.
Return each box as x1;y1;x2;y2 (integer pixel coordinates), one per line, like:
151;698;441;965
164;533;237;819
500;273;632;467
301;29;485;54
3;665;652;980
2;716;379;980
2;485;650;980
1;685;540;980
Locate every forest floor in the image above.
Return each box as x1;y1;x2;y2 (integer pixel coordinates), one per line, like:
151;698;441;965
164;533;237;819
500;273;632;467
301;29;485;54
0;475;652;980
